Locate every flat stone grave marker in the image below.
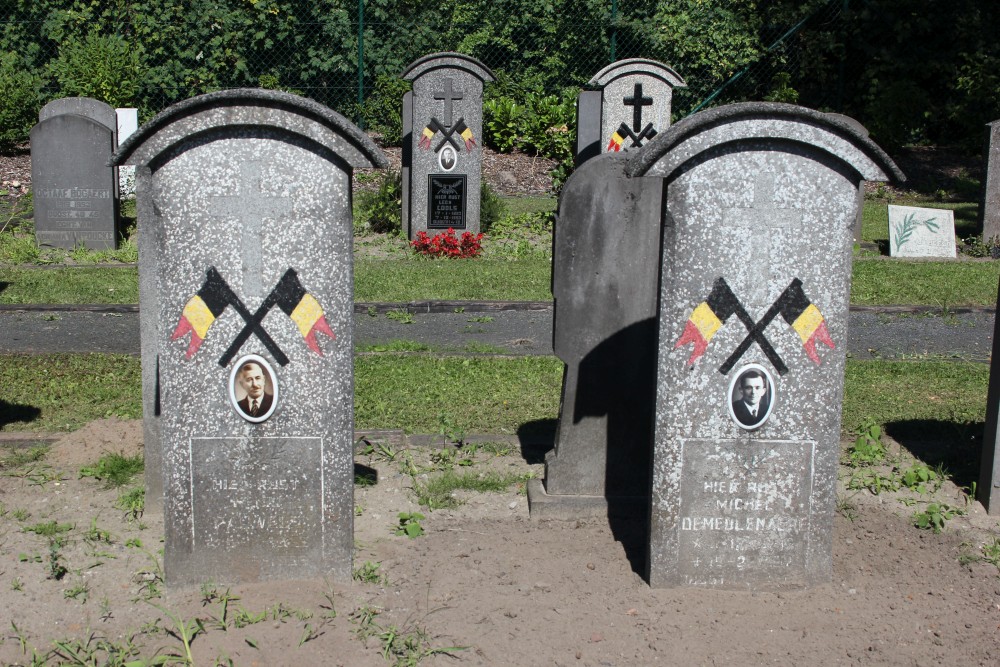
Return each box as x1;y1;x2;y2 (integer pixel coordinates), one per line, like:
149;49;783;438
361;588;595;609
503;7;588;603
627;103;901;589
401;52;494;239
980;120;1000;243
888;204;956;258
576;58;686;164
113;89;386;585
31;97;119;250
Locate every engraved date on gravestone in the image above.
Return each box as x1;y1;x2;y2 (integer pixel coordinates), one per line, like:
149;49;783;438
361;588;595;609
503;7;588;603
677;439;814;586
37;187;112;227
427;175;467;229
190;437;321;551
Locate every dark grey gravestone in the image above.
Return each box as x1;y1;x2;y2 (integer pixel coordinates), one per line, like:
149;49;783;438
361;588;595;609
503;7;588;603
630;103;902;589
401;53;494;239
31;113;119;250
39;97;118;137
575;59;685;166
979;273;1000;514
981;120;1000;242
527;153;664;518
113;89;387;585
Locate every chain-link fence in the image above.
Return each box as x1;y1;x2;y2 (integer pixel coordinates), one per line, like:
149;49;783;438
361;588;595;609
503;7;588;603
2;1;995;149
0;1;850;127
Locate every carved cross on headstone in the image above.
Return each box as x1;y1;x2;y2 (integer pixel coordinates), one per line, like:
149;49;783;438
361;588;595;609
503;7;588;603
207;162;293;298
433;78;464;127
624;83;653;133
723;173;803;310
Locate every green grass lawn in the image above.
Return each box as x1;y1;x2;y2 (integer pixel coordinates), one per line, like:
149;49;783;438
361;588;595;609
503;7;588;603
0;353;988;440
2;197;997;307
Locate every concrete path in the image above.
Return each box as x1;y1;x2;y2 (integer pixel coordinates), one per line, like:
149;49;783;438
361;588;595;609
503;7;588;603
0;305;993;361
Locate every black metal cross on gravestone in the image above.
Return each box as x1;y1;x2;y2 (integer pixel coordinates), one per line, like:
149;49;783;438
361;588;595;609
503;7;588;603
624;83;653;133
433;79;463;127
207;162;294;298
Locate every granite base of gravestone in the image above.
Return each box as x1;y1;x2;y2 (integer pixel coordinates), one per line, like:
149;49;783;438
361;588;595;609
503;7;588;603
982;120;1000;243
625;104;902;589
31;106;119;250
401;53;494;239
113;89;387;584
888;204;956;258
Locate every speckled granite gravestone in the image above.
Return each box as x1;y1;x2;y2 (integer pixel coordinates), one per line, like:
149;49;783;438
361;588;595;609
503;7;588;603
401;53;494;238
31;97;119;249
627;104;902;589
575;58;686;164
981;120;1000;243
112;89;387;585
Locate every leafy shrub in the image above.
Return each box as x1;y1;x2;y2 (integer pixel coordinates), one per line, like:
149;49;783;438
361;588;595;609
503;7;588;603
483;97;524;152
357;170;402;235
47;31;142;108
356;74;411;145
0;53;39;151
480;181;506;233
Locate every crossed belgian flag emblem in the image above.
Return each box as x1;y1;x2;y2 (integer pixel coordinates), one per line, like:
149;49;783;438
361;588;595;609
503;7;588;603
675;277;835;375
172;267;335;367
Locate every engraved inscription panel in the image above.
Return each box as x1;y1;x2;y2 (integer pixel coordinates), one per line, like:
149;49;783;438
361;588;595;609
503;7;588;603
190;437;321;553
677;439;814;587
427;174;467;229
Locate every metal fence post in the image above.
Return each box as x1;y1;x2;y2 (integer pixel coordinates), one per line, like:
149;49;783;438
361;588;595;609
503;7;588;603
357;0;365;129
609;0;618;62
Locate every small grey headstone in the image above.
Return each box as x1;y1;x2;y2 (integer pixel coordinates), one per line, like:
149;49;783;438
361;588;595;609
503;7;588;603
113;89;387;585
31;109;119;250
888;204;956;258
575;59;686;166
981;120;1000;243
628;103;901;589
401;53;494;238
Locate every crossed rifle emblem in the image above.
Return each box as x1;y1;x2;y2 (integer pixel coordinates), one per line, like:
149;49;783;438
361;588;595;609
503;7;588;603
674;277;835;376
172;267;335;367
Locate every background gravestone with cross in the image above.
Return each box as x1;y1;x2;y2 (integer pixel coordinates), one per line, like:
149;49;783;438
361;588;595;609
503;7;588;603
575;58;686;165
401;52;494;239
112;89;387;585
626;103;903;589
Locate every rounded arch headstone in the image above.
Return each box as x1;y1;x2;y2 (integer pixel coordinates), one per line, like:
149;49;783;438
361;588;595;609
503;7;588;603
400;52;495;239
627;102;902;589
113;88;386;585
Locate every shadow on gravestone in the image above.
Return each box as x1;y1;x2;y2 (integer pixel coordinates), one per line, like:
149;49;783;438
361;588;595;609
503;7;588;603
629;103;903;589
527;151;664;521
113;89;386;585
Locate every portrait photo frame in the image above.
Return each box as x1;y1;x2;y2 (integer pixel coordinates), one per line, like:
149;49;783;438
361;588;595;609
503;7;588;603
229;354;278;423
727;363;775;431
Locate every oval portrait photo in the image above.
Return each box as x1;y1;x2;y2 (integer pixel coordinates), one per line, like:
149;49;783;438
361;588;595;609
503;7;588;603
727;364;775;430
229;354;278;423
439;145;457;171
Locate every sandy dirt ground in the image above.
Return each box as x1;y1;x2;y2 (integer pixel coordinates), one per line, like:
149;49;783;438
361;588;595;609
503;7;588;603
1;418;1000;666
